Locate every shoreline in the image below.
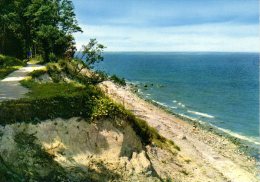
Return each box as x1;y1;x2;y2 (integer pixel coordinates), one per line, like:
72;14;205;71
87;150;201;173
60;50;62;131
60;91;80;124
139;92;259;159
99;80;259;182
130;83;259;160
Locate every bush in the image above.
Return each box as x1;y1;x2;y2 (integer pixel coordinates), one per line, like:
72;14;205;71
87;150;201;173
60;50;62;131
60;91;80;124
46;63;63;82
49;53;58;62
0;80;102;125
28;69;47;78
89;70;108;84
0;54;25;67
0;54;26;79
110;75;126;86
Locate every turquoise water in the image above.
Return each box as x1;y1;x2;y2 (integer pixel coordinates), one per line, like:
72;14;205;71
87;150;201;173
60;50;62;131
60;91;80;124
94;52;259;156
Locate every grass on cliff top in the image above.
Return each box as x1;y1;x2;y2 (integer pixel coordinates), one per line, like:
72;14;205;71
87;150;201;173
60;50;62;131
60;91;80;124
20;78;97;99
0;54;26;79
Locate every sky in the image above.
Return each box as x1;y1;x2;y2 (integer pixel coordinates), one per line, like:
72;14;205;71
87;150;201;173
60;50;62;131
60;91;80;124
73;0;259;52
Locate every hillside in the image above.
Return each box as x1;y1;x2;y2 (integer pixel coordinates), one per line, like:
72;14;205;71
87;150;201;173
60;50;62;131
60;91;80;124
0;59;180;181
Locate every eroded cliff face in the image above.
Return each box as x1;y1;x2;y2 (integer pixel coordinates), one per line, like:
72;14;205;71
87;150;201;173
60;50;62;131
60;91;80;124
0;118;162;181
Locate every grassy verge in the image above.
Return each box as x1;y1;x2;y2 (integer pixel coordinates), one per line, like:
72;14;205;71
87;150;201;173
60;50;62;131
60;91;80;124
0;54;26;79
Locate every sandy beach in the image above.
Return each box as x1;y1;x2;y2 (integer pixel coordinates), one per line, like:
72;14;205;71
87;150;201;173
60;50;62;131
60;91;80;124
99;80;259;182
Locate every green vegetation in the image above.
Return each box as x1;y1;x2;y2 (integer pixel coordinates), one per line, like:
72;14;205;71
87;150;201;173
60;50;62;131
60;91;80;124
79;39;105;67
0;155;23;182
0;56;179;180
21;79;93;99
0;0;81;61
110;74;126;86
74;39;105;79
28;68;47;78
0;63;179;151
0;54;26;79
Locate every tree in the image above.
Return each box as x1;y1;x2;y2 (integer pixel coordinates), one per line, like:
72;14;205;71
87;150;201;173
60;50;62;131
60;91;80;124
75;39;105;74
0;0;82;61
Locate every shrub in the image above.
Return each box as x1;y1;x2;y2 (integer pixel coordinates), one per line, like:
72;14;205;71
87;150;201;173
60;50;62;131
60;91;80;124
0;78;108;126
89;70;108;84
49;52;58;62
0;54;26;79
0;54;25;67
28;69;47;79
110;75;126;86
46;63;63;82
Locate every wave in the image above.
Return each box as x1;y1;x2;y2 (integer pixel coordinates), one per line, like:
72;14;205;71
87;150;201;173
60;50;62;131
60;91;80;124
177;102;185;108
214;126;260;146
137;89;143;94
149;98;260;147
170;106;177;109
151;100;168;107
187;110;215;119
178;114;206;124
173;100;177;103
179;113;260;146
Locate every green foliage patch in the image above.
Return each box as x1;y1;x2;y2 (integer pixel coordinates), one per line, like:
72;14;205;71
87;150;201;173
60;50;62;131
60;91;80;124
110;74;126;86
20;79;92;99
0;54;26;79
0;54;25;67
0;79;103;125
28;68;47;79
0;0;81;61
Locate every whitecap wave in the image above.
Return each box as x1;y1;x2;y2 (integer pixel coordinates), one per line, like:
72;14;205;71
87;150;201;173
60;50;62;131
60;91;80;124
152;100;168;107
177;102;185;107
173;100;177;103
178;113;260;146
214;127;260;146
137;89;143;93
170;106;177;109
179;113;260;146
187;110;215;118
178;114;201;122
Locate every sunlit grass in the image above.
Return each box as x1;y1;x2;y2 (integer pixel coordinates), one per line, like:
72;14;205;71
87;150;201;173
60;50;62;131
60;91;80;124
0;66;23;79
20;78;98;99
0;54;26;79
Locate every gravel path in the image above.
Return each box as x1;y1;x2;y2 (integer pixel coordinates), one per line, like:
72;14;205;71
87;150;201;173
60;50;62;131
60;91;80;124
0;64;44;101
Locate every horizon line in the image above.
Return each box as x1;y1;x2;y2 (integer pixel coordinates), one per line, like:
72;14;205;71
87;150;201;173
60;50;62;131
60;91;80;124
76;50;259;54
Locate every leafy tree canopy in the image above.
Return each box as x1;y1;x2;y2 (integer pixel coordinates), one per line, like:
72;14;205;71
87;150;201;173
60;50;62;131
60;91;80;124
0;0;82;61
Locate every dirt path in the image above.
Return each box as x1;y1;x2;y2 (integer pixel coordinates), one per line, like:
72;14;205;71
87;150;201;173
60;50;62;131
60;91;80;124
0;64;44;101
99;81;259;182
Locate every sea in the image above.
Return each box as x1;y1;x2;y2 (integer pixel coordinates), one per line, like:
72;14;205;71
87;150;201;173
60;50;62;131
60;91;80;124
93;52;259;158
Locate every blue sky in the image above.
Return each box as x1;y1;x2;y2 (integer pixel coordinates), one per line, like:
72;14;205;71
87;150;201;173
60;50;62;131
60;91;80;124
73;0;259;52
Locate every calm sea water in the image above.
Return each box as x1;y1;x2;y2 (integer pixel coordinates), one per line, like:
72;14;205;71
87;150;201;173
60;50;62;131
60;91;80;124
95;52;259;156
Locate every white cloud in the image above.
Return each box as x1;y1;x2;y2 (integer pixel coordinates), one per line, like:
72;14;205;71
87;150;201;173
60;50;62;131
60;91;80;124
74;23;259;52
